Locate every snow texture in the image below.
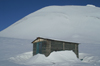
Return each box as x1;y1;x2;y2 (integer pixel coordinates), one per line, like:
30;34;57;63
0;5;100;66
0;5;100;45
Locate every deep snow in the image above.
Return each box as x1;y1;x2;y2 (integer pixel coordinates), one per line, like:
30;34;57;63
9;50;79;65
0;4;100;66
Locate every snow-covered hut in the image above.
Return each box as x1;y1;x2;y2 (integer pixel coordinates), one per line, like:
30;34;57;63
32;37;79;58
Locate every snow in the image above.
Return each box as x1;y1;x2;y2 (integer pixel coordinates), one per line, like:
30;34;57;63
9;51;32;64
9;50;79;64
0;5;100;45
25;54;51;64
0;5;100;66
79;53;100;64
47;50;78;63
86;4;96;7
8;50;100;66
0;37;32;60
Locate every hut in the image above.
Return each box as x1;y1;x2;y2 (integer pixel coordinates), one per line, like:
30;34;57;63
32;37;79;58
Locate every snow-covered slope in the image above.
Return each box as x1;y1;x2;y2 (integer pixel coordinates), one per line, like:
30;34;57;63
0;37;32;66
0;5;100;66
0;5;100;45
0;37;32;60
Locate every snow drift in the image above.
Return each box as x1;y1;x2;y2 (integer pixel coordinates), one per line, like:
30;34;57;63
9;50;79;65
47;50;78;63
79;53;100;63
9;50;100;65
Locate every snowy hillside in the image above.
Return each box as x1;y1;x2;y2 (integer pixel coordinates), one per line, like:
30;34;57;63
0;5;100;66
0;5;100;44
0;37;32;60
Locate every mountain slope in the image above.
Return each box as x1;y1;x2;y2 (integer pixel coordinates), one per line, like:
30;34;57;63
0;5;100;44
0;5;100;66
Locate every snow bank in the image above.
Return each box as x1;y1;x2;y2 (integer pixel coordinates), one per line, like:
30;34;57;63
9;50;79;65
9;50;100;65
25;54;52;65
79;53;100;64
9;51;32;63
47;50;79;63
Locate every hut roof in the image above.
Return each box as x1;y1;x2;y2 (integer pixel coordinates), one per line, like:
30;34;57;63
32;37;79;44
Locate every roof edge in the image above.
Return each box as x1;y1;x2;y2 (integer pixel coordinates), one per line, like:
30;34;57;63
31;37;80;44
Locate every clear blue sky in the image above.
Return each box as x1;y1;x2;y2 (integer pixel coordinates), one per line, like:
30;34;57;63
0;0;100;31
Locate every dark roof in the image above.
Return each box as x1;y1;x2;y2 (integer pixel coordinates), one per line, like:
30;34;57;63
32;37;79;44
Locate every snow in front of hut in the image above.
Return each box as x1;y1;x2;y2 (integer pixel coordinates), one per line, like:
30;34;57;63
9;50;79;65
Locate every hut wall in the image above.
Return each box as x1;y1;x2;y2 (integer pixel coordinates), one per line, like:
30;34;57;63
75;44;79;58
32;38;79;58
33;43;36;55
33;41;47;56
51;40;63;52
45;40;51;56
41;41;47;55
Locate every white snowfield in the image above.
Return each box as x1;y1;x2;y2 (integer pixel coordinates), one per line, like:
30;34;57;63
0;4;100;66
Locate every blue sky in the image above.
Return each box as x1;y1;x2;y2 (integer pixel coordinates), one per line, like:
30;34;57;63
0;0;100;31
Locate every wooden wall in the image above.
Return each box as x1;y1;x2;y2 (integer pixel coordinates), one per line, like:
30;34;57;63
33;39;79;58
